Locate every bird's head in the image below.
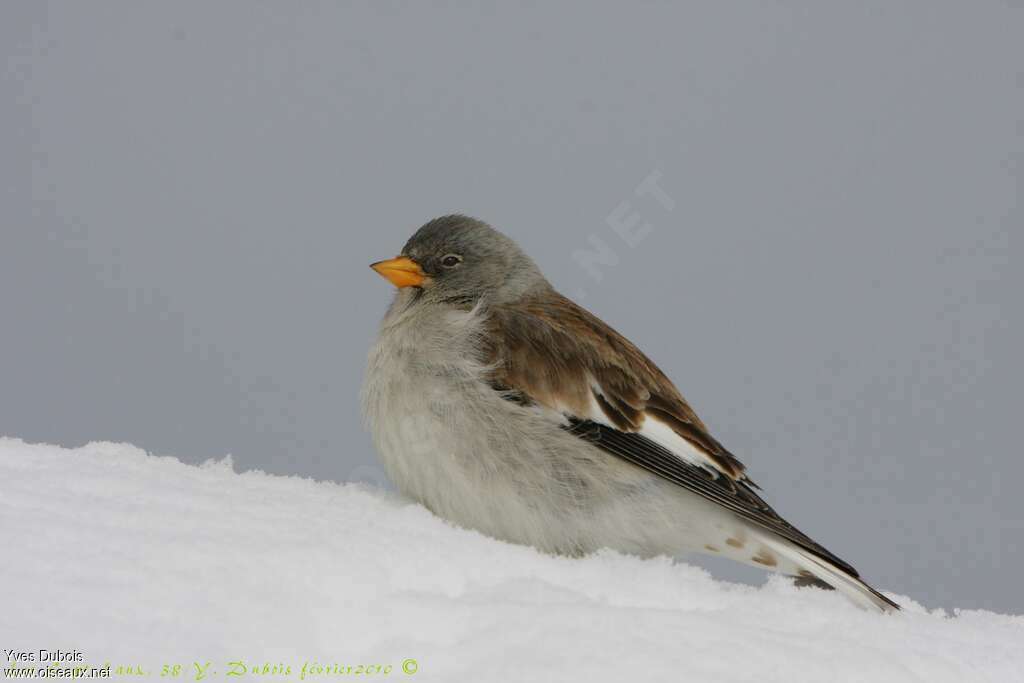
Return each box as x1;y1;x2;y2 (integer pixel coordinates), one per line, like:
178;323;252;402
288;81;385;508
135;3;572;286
370;215;548;306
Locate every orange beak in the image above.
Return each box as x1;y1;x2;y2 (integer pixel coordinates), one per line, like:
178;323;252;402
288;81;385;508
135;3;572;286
370;256;426;288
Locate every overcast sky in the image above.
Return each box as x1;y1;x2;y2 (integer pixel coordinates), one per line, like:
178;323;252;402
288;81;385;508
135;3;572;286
2;2;1021;613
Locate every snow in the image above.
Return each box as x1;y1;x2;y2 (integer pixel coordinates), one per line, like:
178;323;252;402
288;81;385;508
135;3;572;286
2;437;1022;683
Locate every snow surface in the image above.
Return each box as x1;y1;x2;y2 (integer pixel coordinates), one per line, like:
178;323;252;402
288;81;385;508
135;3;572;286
2;438;1022;683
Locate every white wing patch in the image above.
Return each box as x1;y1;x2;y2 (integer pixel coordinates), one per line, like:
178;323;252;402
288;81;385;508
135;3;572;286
583;385;727;478
637;416;725;478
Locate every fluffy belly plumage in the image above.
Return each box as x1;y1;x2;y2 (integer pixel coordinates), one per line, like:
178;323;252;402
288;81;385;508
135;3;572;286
363;347;741;562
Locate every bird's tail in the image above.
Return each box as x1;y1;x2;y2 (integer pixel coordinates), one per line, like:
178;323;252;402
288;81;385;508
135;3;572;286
758;535;900;613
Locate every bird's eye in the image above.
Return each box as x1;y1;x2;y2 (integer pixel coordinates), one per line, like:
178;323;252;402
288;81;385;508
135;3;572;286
440;254;463;268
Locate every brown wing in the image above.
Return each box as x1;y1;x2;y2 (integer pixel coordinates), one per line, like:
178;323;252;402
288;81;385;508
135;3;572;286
484;292;748;481
483;292;864;579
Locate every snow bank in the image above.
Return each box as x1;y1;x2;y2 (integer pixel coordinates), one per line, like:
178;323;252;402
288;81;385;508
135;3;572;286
2;438;1021;682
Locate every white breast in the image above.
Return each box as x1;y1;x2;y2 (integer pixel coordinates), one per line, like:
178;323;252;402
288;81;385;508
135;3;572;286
362;300;557;544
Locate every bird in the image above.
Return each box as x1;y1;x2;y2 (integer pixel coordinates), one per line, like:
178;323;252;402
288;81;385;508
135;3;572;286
361;214;899;613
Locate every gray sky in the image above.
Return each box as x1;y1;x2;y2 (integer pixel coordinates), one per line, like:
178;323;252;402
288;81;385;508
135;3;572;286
2;2;1021;612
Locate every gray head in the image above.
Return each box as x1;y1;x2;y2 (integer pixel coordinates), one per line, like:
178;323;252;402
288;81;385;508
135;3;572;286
371;215;549;305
